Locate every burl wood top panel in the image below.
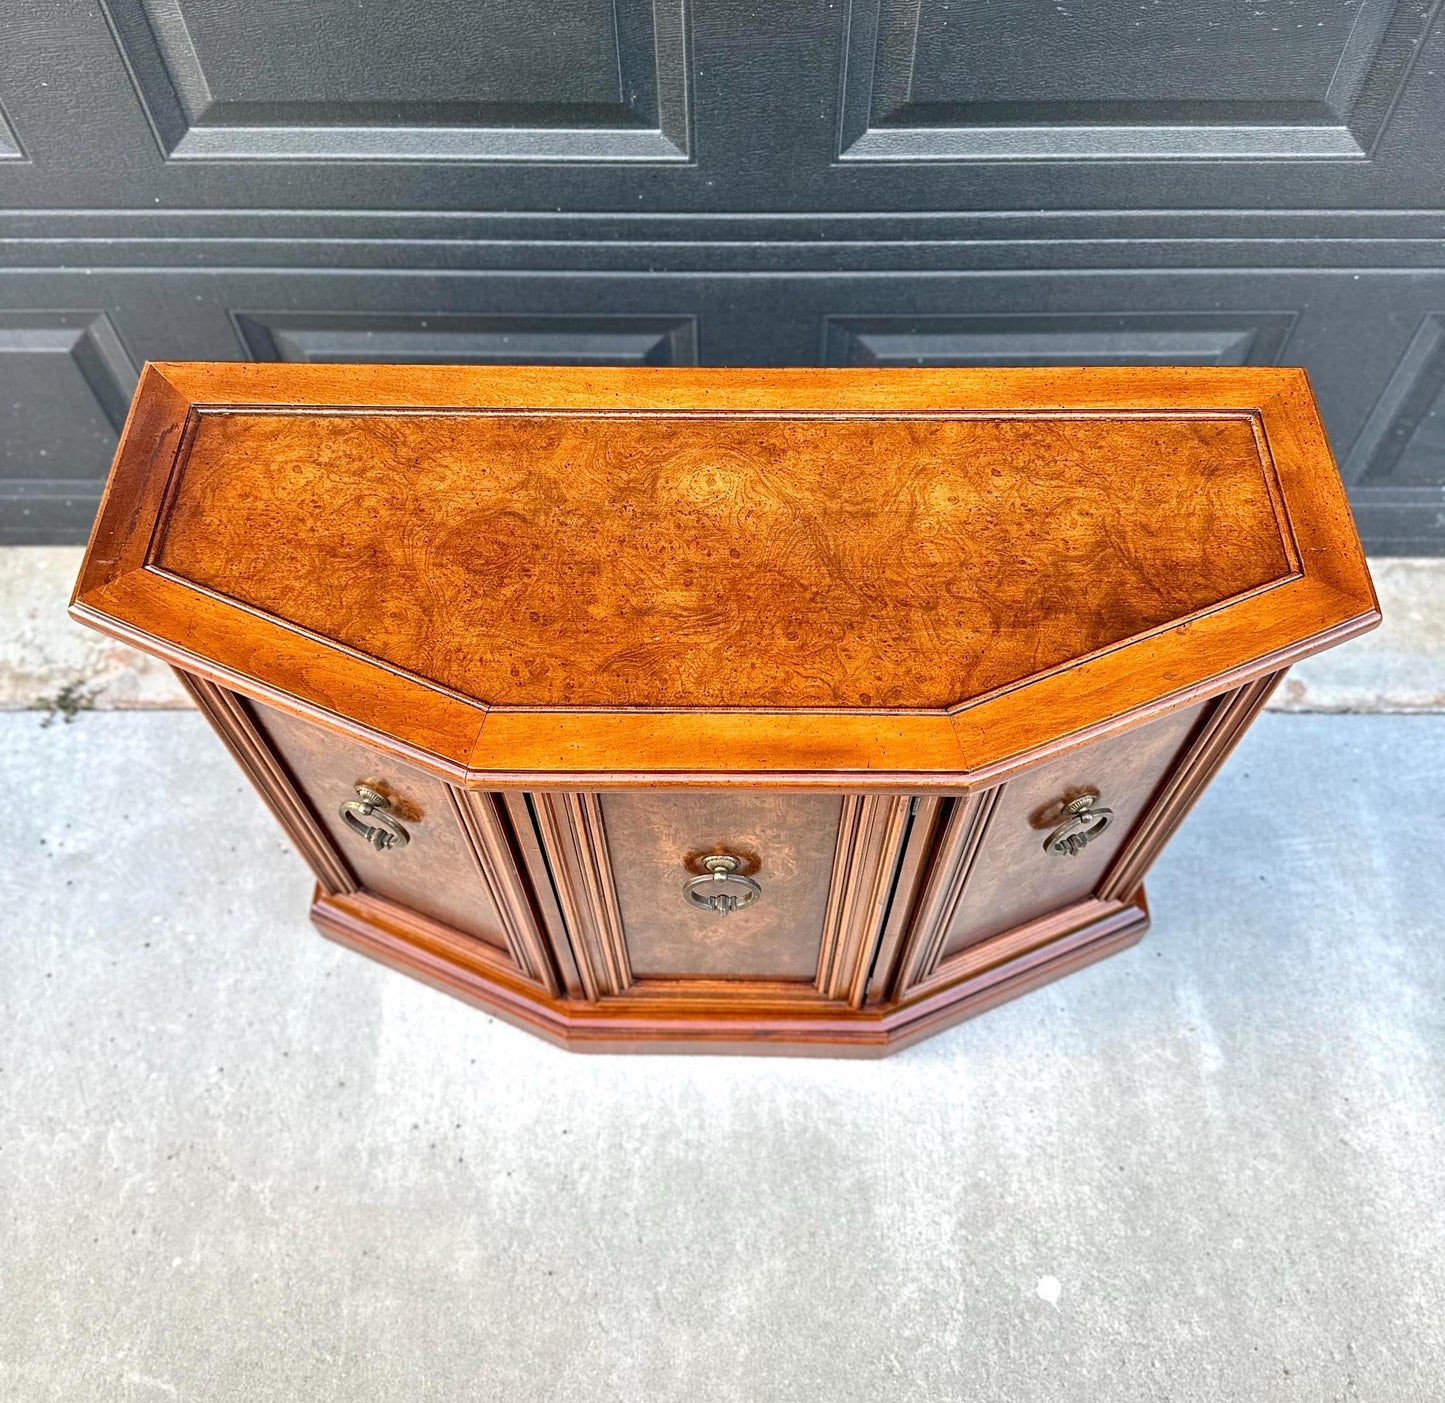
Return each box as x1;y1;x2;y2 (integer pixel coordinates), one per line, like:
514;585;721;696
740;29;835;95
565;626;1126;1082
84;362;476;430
153;409;1286;711
71;365;1379;782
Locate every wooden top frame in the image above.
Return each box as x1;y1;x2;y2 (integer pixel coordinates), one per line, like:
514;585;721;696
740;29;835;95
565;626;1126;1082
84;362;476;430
71;363;1378;788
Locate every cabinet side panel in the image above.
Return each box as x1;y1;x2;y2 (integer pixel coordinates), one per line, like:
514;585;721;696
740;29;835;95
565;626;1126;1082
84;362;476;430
939;702;1209;960
250;700;512;953
176;670;356;896
1098;671;1284;901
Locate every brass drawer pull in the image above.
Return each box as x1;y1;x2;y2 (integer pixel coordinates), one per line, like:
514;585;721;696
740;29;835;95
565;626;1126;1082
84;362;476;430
339;784;410;852
683;854;761;916
1043;794;1113;857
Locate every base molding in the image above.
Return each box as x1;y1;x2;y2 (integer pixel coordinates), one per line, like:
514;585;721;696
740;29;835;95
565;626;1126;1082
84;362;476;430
310;886;1151;1057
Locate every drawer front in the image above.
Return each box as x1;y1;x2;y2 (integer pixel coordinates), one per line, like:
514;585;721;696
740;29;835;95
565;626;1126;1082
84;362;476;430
532;790;913;1003
251;702;517;957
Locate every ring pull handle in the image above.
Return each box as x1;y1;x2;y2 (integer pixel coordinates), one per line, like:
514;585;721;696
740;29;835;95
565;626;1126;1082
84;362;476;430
1042;794;1113;857
682;854;761;916
339;784;410;852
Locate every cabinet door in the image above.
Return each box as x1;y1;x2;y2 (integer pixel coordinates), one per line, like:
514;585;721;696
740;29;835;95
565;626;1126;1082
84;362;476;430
530;790;914;1005
893;702;1210;992
249;701;556;988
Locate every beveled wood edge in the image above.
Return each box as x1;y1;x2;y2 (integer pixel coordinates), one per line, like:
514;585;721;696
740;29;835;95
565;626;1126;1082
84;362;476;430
882;897;1149;1047
67;598;485;778
142;361;1315;413
175;670;357;896
72;363;1379;784
1257;377;1376;612
309;885;1150;1056
70;579;487;770
461;604;1374;787
76;585;1371;793
904;895;1138;1006
72;365;191;604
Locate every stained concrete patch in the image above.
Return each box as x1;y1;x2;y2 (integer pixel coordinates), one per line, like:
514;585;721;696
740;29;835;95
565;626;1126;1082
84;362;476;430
0;547;189;711
0;711;1442;1400
3;547;1443;714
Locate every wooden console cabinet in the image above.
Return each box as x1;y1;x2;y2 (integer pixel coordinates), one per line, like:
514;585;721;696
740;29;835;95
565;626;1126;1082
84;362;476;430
72;364;1378;1055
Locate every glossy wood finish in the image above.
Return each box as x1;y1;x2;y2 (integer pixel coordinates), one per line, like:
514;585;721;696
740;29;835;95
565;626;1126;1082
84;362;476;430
154;408;1288;710
73;363;1378;785
72;364;1379;1053
309;886;1153;1055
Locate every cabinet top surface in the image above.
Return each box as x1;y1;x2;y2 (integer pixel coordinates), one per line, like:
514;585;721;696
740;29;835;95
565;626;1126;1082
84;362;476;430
73;364;1377;782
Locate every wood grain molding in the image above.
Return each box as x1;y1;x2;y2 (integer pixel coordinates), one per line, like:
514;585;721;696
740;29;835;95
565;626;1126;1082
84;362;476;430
864;794;946;1006
815;794;923;1006
884;896;1152;1038
445;788;561;994
529;792;632;1000
175;669;356;895
888;788;1004;997
309;884;1152;1055
499;792;586;998
1097;670;1286;903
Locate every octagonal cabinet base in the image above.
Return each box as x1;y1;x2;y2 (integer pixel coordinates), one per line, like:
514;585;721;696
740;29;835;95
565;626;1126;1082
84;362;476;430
70;366;1379;1056
173;669;1283;1057
310;885;1153;1057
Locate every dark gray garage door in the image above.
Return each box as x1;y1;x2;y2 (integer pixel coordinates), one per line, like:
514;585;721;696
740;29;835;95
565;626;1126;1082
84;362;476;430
3;0;1443;551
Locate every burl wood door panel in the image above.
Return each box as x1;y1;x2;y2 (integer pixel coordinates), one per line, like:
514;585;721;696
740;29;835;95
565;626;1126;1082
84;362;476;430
533;789;913;1002
250;702;515;955
601;791;844;980
915;702;1211;976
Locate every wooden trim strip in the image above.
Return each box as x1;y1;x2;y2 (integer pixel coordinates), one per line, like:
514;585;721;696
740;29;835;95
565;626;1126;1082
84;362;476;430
445;789;561;996
309;885;1150;1056
814;795;915;1008
176;669;356;896
570;793;632;996
865;795;944;1006
900;896;1134;1007
529;792;633;1000
890;786;1004;996
814;797;863;1000
502;792;585;998
1097;670;1285;903
146;362;1321;414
